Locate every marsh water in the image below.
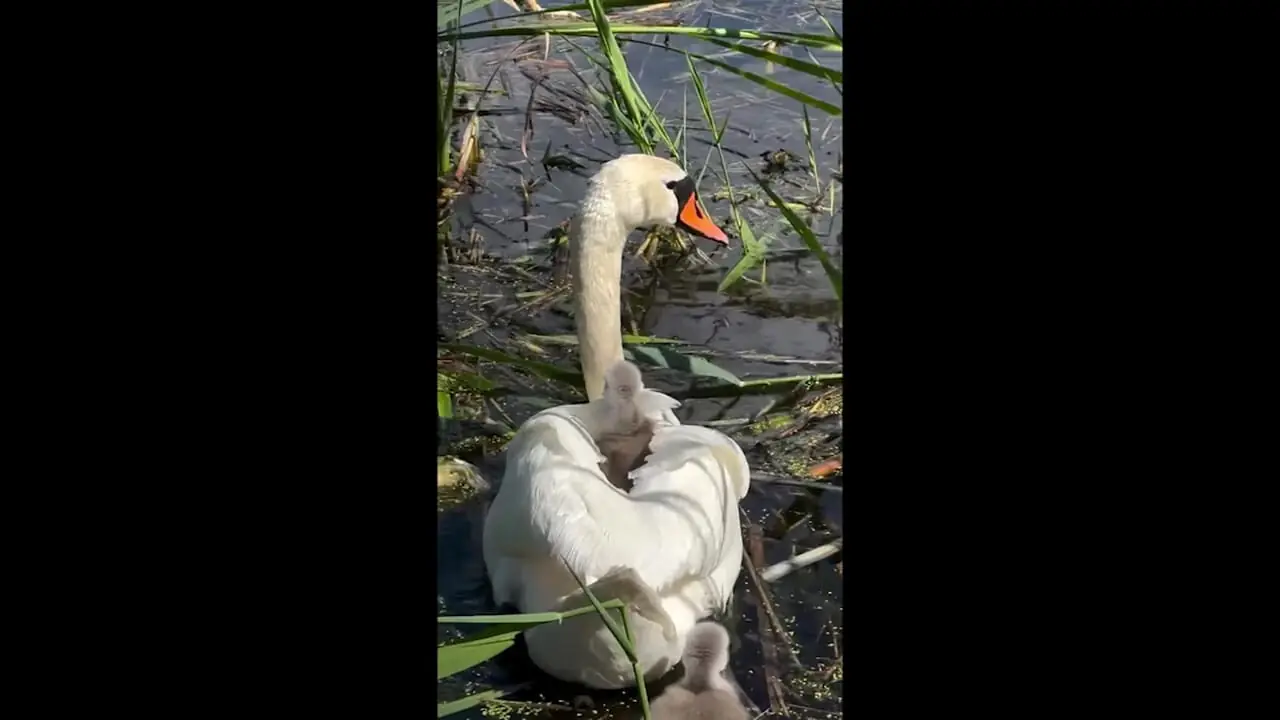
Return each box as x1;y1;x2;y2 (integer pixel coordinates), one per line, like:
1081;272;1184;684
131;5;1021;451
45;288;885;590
438;1;843;717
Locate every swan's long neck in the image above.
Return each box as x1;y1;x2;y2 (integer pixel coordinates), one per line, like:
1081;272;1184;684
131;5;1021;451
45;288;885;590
572;181;629;401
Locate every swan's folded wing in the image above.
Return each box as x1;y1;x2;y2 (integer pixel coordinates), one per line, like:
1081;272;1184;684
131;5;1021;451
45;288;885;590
634;388;682;428
632;425;750;501
485;409;603;560
491;401;748;599
498;405;636;530
549;424;750;594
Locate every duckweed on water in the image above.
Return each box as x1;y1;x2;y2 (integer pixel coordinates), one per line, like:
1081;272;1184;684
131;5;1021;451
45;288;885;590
807;388;843;417
748;414;794;434
481;700;565;719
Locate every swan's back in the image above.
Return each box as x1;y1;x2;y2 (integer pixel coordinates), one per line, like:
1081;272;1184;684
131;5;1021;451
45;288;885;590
482;388;685;609
481;385;751;688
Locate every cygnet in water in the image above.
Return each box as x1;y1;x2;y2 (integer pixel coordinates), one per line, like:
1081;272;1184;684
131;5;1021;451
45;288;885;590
651;622;749;720
594;360;655;491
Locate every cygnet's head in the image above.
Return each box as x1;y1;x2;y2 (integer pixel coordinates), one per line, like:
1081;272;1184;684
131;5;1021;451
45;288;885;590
655;622;748;718
603;360;644;401
681;621;733;681
587;154;729;245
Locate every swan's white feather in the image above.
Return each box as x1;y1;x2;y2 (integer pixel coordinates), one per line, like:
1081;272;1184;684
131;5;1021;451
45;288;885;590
482;388;750;688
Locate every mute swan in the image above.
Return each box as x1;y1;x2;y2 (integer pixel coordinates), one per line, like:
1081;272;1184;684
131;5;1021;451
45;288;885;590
651;622;749;720
482;154;752;689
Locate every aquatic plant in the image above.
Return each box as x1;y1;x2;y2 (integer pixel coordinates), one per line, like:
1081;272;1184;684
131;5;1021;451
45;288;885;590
436;0;843;303
437;569;653;718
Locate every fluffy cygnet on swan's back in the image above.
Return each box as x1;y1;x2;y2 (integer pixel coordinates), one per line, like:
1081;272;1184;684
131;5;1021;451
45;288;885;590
600;360;645;431
594;360;655;490
651;622;749;720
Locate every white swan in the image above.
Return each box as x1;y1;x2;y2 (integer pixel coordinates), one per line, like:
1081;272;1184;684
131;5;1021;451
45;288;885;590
482;154;752;689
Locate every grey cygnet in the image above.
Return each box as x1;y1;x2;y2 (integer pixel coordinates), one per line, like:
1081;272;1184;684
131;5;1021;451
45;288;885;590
595;360;655;491
651;622;749;720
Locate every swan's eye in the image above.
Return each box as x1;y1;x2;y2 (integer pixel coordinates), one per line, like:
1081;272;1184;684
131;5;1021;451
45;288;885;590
665;180;678;190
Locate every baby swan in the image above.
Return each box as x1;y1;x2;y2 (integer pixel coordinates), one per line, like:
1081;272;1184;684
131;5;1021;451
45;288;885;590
594;360;655;491
651;622;749;720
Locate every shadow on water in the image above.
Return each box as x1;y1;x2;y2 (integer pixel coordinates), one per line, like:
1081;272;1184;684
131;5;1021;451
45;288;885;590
439;1;842;716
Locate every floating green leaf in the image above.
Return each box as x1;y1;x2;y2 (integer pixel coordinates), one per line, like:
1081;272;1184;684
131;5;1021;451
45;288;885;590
435;600;637;715
441;343;584;388
673;372;843;399
437;689;508;718
437;631;518;680
434;0;501;30
625;346;742;387
437;602;628;679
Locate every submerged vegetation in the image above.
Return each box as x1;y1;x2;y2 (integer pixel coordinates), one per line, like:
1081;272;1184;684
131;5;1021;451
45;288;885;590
437;1;843;717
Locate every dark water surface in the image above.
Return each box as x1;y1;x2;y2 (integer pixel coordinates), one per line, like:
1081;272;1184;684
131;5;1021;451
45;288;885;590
439;1;843;716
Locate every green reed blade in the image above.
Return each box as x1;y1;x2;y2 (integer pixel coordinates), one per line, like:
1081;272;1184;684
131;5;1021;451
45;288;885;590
438;25;843;52
699;36;842;85
746;166;843;303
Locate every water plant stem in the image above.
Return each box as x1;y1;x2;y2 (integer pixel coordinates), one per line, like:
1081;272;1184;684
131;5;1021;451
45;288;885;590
619;606;652;719
760;538;843;583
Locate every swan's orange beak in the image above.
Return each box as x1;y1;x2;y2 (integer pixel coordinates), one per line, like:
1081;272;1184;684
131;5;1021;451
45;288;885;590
677;193;729;245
